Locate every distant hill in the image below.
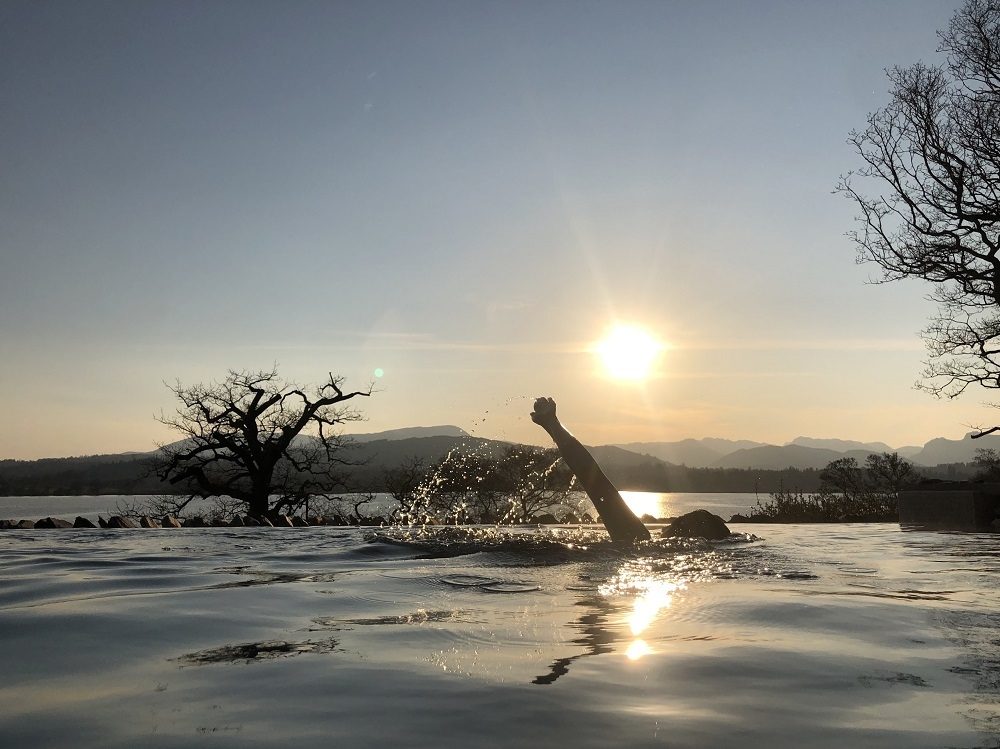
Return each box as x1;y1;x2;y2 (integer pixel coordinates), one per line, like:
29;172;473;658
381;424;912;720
347;425;468;442
789;436;895;453
788;436;921;458
344;435;507;488
908;433;1000;466
613;434;973;470
612;438;766;468
713;444;877;470
889;445;924;459
589;445;675;469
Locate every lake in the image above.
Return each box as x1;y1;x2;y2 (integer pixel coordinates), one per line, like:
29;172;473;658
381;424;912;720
0;491;763;525
1;494;998;748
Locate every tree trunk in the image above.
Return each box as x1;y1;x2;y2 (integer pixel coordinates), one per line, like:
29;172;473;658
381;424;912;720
248;483;271;520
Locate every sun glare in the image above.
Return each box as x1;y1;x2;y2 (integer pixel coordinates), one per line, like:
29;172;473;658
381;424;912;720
595;325;664;381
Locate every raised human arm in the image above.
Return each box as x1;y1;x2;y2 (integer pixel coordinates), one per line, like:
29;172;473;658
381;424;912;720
531;397;649;543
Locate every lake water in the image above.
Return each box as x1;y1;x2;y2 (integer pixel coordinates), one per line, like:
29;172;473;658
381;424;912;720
1;496;999;748
0;491;762;524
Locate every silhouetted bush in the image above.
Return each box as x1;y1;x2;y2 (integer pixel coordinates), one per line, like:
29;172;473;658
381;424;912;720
748;453;917;522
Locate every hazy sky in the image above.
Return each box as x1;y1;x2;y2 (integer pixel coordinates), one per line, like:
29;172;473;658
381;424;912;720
2;0;984;460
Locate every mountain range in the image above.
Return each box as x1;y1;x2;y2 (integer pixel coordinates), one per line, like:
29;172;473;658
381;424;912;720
2;426;998;498
347;429;997;470
612;432;1000;469
320;426;998;471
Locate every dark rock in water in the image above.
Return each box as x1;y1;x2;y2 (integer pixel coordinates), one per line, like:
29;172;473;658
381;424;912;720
292;516;309;527
243;516;261;527
533;513;559;525
16;519;36;529
273;514;293;527
561;512;579;524
162;516;182;528
36;517;74;529
729;514;751;523
640;513;658;524
229;515;245;527
211;517;227;527
661;509;731;540
139;516;158;528
74;516;97;528
107;515;138;529
183;516;207;528
98;516;109;528
0;519;15;529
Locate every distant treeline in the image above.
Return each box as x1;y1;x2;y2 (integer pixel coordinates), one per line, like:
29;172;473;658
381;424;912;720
0;446;979;497
606;463;823;494
0;455;165;496
606;459;975;494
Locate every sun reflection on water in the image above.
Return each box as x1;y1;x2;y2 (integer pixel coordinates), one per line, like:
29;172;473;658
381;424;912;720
620;491;662;520
628;580;678;635
625;639;652;660
599;556;689;661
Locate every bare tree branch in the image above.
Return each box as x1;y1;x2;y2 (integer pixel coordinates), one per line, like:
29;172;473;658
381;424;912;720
151;367;372;519
838;0;1000;429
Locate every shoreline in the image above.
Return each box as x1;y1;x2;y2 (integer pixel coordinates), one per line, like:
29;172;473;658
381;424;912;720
0;513;906;531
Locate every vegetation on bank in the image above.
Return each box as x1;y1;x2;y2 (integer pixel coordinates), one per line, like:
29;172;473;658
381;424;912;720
743;452;915;522
745;487;898;523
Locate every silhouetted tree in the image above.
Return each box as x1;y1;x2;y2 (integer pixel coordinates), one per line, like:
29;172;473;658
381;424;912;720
380;456;428;521
152;368;371;519
489;444;574;524
399;449;499;524
865;451;917;493
838;0;1000;434
972;446;1000;479
754;452;918;522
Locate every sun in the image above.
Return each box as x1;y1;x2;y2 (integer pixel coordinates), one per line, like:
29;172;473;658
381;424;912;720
595;325;665;381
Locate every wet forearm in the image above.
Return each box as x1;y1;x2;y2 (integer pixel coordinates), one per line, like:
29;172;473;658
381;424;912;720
531;397;649;542
541;421;617;501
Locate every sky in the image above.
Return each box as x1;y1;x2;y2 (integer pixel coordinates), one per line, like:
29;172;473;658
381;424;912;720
1;0;989;460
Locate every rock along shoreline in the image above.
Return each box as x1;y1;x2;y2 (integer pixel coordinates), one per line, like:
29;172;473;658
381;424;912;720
1;509;738;540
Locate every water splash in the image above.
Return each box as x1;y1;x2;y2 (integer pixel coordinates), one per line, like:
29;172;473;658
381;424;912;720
365;525;758;566
365;525;609;559
393;438;587;528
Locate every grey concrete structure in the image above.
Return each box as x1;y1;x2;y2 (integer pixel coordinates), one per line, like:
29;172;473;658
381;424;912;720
898;482;1000;529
